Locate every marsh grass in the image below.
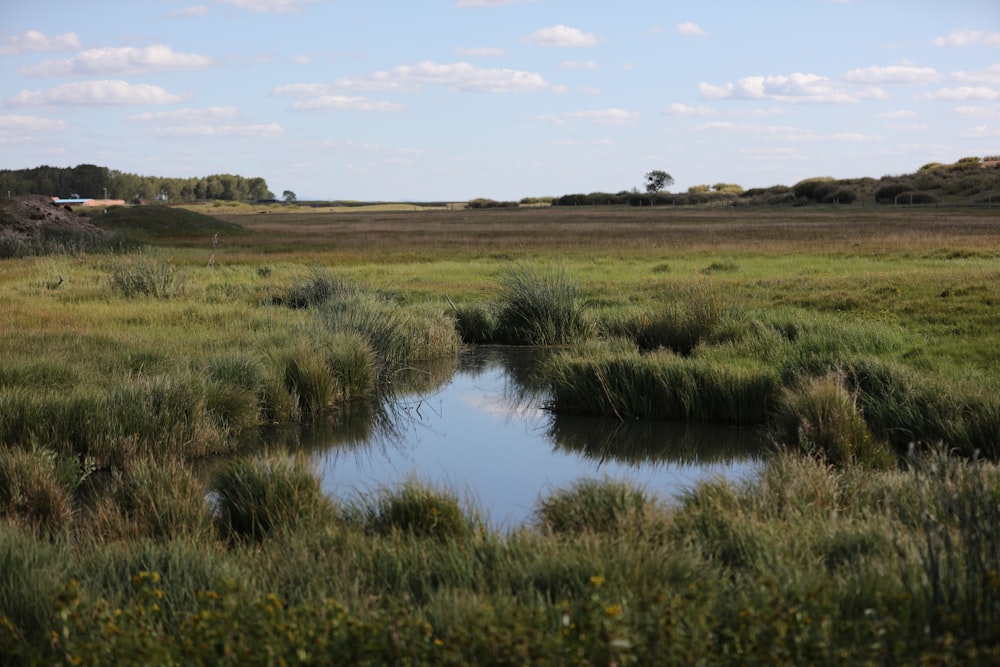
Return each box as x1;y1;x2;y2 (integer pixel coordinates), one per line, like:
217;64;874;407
212;454;334;544
545;344;779;423
493;263;590;345
357;477;479;541
0;446;73;536
107;252;184;298
775;372;894;468
76;458;213;543
279;345;335;416
534;477;655;536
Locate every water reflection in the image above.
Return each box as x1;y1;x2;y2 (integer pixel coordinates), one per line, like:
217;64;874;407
272;346;767;527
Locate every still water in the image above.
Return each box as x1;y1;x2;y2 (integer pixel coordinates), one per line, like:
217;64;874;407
278;346;767;528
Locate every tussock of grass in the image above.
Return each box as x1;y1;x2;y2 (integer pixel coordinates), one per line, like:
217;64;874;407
0;447;73;536
356;477;479;541
774;372;894;469
211;454;334;543
534;477;655;536
107;252;184;298
492;263;590;345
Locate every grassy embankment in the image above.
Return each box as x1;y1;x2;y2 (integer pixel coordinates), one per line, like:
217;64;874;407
1;203;999;663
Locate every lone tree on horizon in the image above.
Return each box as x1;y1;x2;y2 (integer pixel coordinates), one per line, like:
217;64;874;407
282;190;297;203
644;170;674;205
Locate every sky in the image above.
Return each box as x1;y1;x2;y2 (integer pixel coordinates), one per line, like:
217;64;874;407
1;0;998;201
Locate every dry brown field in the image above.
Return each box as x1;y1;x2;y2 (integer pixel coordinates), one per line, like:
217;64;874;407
208;205;1000;260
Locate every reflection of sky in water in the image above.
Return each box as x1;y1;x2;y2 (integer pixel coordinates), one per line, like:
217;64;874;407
312;347;765;528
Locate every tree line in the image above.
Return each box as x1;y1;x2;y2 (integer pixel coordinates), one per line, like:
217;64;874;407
0;164;274;203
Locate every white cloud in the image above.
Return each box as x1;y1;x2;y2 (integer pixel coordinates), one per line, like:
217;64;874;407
954;105;1000;117
170;5;210;17
675;22;706;36
455;0;533;7
7;80;182;106
214;0;323;12
127;106;283;137
959;125;1000;139
578;86;602;95
887;123;928;131
455;46;508;57
932;28;1000;47
0;30;80;55
700;72;886;103
951;64;1000;85
878;110;917;119
291;95;401;111
665;103;716;116
560;60;597;70
294;54;312;64
329;61;560;94
522;25;604;48
541;108;639;126
22;45;214;77
697;121;878;143
917;86;1000;102
842;64;940;85
0;114;67;131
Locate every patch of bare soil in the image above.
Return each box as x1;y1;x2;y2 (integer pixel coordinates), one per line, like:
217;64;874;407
0;195;108;242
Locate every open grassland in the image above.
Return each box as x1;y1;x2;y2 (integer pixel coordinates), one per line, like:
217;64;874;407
2;204;1000;663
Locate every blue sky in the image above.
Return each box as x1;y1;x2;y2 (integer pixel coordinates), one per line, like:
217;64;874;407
1;0;998;201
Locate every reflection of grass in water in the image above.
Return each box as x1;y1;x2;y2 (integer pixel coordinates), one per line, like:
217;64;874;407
548;414;767;466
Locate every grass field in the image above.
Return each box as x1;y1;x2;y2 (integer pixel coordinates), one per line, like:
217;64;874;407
2;202;1000;663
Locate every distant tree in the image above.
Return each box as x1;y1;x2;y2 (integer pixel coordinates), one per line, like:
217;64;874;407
282;190;297;203
644;170;674;204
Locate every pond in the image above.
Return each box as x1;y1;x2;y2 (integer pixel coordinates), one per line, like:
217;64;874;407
271;346;768;528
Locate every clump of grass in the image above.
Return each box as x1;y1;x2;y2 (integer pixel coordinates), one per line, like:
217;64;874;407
203;351;267;432
358;477;477;541
601;282;735;355
534;477;653;536
279;345;335;416
450;301;497;344
319;332;375;401
211;454;333;543
895;446;1000;645
83;458;214;542
774;371;894;469
545;345;779;423
493;263;590;345
107;252;183;298
282;266;357;308
0;446;73;536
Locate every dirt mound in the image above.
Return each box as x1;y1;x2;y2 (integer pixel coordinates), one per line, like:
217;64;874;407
0;195;109;240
